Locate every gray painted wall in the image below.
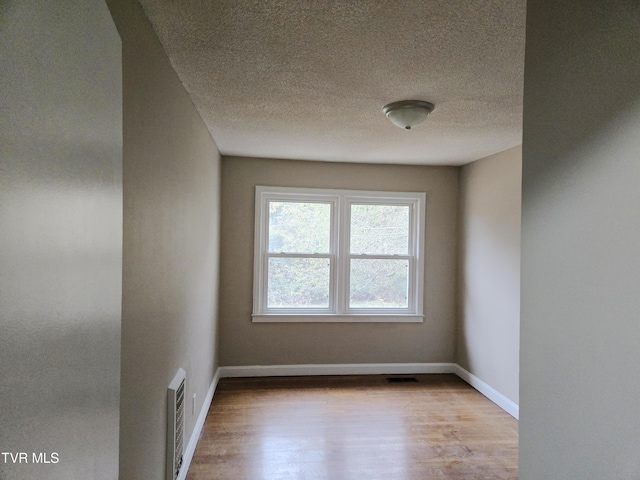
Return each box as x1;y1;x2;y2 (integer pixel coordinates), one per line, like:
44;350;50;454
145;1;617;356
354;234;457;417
0;1;122;479
107;1;221;478
520;1;640;478
220;157;458;366
457;147;521;404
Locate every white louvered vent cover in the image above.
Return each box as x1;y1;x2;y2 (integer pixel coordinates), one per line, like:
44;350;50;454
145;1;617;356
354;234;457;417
167;368;186;480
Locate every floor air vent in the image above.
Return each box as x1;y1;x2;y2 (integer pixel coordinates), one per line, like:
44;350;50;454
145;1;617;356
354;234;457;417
386;377;418;383
167;368;186;480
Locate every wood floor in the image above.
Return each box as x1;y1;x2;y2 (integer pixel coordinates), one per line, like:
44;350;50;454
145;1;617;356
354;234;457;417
186;374;518;480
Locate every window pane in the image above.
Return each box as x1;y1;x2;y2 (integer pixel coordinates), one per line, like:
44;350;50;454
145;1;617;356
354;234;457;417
268;201;331;253
349;259;408;308
350;204;409;254
268;257;330;308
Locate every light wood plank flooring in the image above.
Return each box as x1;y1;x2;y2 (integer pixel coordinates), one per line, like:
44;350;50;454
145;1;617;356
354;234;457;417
186;374;518;480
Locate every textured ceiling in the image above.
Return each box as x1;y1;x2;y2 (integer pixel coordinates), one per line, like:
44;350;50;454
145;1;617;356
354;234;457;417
138;0;526;165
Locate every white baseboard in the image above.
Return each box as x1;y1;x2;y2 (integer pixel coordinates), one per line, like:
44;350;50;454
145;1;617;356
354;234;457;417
454;365;519;419
218;363;518;419
218;363;456;378
177;368;221;480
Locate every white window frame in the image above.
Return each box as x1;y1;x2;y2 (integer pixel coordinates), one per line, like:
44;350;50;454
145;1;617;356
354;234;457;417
252;186;425;323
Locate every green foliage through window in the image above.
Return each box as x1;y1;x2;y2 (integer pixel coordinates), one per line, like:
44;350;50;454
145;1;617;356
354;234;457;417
268;201;330;253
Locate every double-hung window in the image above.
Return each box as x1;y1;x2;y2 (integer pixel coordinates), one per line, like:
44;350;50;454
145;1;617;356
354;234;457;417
252;186;425;322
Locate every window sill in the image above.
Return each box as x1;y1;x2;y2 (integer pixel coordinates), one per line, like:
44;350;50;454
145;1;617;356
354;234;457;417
251;314;424;323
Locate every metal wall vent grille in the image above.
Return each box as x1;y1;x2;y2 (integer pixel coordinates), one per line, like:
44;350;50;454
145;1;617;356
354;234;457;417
167;368;186;480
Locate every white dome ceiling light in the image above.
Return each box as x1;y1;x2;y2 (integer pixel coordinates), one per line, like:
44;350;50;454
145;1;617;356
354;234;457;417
382;100;435;130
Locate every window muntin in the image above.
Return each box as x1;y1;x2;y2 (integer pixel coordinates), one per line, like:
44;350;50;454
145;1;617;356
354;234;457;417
253;186;425;321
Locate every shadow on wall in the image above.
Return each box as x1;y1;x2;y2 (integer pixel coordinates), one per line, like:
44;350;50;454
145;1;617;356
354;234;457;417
522;2;640;191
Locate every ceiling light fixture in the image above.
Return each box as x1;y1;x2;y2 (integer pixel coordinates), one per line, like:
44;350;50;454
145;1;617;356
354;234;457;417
382;100;435;130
